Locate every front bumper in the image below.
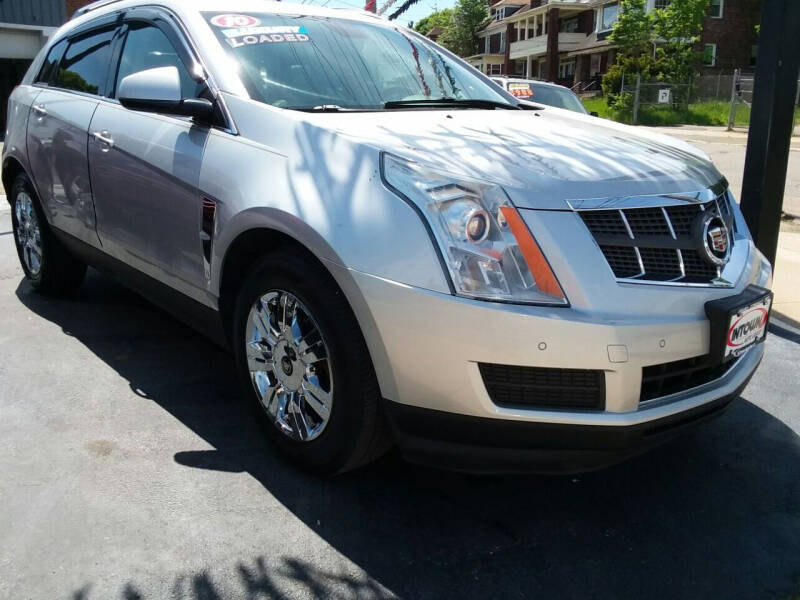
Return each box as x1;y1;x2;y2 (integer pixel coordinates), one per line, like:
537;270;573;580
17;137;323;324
384;351;759;473
327;233;770;472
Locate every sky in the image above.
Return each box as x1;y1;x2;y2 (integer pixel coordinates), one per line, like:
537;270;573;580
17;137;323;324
296;0;458;28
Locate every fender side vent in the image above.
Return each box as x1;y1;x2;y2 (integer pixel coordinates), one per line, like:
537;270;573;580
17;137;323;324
201;198;216;263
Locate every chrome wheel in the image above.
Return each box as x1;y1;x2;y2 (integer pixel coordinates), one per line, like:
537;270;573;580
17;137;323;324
14;191;42;276
245;290;333;441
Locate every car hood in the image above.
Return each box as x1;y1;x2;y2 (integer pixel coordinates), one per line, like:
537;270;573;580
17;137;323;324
305;107;724;210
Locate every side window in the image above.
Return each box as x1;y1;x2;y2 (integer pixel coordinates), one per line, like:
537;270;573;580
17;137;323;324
57;29;116;95
36;39;67;85
114;24;200;99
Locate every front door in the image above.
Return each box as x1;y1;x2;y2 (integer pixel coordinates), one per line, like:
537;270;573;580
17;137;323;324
26;28;117;247
88;21;209;300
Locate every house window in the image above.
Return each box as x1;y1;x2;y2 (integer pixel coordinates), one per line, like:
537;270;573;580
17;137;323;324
654;0;671;9
539;60;546;78
499;31;507;53
561;17;579;33
709;0;723;18
703;43;717;67
489;64;503;75
599;3;619;32
558;59;576;79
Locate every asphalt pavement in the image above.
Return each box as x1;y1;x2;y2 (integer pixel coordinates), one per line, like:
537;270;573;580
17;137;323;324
0;209;799;599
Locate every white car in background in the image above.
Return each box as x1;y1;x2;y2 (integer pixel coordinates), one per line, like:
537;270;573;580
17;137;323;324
491;76;597;115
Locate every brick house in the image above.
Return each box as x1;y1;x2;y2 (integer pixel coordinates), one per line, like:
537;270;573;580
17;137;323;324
468;0;763;88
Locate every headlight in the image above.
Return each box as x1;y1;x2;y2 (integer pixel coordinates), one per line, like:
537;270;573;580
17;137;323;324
381;153;567;305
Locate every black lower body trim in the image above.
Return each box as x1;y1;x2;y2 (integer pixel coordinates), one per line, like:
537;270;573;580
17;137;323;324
384;369;757;474
54;229;229;349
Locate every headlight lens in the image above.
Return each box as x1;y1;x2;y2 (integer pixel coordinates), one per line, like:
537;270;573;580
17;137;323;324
382;153;567;305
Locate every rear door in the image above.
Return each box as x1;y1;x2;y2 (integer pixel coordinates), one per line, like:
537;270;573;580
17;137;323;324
26;26;118;247
87;12;211;300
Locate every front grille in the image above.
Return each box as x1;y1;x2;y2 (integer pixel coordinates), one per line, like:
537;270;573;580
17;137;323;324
579;193;736;284
479;363;605;410
640;354;738;403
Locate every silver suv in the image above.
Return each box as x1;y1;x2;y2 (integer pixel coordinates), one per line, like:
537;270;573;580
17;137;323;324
3;0;773;474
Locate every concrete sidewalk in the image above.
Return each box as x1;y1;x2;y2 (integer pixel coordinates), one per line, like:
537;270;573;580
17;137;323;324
773;226;800;324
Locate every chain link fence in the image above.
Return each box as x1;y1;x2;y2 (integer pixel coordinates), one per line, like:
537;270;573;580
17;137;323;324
726;69;755;132
724;69;800;133
612;70;799;133
621;74;692;125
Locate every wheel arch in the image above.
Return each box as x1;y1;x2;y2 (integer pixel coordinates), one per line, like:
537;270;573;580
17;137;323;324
2;156;26;201
217;225;399;403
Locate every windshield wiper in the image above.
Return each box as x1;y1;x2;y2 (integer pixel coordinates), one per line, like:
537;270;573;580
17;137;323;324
384;98;521;110
292;105;357;113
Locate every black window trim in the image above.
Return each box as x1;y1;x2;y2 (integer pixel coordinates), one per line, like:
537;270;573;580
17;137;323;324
43;18;123;98
34;39;68;87
31;4;235;134
108;5;234;133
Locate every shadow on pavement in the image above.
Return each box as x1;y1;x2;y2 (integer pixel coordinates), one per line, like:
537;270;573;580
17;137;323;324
16;271;800;600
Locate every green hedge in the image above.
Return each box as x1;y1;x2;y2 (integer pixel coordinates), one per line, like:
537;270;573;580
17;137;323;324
582;97;800;128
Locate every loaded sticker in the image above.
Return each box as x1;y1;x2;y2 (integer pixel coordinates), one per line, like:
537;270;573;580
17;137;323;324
210;14;261;28
222;25;311;48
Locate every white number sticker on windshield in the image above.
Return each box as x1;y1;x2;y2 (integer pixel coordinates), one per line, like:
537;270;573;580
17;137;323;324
210;14;261;28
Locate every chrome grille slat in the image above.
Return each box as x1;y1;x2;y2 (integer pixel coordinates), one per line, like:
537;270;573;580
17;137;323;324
578;192;735;285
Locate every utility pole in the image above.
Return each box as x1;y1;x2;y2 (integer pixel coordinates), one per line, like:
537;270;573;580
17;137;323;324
739;0;800;267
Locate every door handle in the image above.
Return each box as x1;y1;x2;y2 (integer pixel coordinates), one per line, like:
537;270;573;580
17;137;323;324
92;130;114;149
32;104;47;117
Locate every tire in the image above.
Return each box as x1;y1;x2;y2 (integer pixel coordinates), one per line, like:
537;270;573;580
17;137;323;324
232;250;390;475
10;173;86;295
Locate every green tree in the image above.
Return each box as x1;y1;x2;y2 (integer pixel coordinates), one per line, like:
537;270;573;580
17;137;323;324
609;0;652;58
653;0;710;84
414;9;454;36
602;0;710;109
602;0;655;106
438;0;489;57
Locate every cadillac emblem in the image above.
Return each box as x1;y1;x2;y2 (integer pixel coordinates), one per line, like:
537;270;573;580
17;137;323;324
693;212;731;267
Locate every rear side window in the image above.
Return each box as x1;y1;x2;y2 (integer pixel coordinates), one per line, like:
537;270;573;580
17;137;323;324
57;28;116;95
114;24;200;99
36;39;67;85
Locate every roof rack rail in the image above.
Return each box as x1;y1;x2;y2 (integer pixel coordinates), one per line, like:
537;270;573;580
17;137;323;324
71;0;127;19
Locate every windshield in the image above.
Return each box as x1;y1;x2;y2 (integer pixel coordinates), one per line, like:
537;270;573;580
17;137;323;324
524;83;586;114
203;12;514;110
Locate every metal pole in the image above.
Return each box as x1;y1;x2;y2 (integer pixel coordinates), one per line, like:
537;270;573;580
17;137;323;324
740;0;800;267
685;77;691;110
633;74;641;125
727;68;738;131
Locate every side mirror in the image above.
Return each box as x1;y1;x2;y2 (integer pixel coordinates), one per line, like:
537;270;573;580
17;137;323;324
590;111;599;117
119;66;214;122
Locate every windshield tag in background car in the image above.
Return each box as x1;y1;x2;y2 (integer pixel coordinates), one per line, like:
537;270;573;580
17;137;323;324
508;83;533;98
223;26;311;48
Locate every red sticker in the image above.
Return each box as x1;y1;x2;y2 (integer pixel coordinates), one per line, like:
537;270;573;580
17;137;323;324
210;14;261;28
